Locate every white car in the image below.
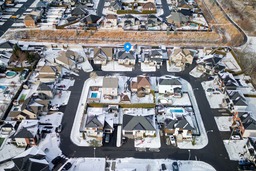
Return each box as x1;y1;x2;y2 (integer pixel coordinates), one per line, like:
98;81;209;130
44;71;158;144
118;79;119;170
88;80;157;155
170;135;176;145
231;135;240;140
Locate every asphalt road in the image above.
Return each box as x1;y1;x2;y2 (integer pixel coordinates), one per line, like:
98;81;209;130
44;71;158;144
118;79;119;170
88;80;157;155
96;0;105;17
160;0;171;19
59;62;238;171
0;0;35;37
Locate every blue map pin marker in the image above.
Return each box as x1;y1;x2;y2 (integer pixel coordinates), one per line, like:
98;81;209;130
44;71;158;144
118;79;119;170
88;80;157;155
124;42;131;52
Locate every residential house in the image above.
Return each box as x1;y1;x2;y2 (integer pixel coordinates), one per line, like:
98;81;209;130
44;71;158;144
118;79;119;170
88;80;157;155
12;120;38;147
5;146;49;171
109;0;122;12
245;137;256;163
54;51;75;70
142;2;156;11
116;50;136;66
104;119;114;134
130;76;151;97
232;112;256;138
166;11;189;27
81;14;102;30
36;65;60;83
37;83;56;99
1;122;15;134
123;15;139;27
170;48;193;69
218;72;239;92
80;0;93;5
122;114;156;139
164;118;194;141
143;49;167;66
102;77;119;98
84;115;104;138
104;14;118;28
158;78;182;97
4;0;14;5
93;47;113;65
197;54;224;75
120;93;131;104
36;0;49;11
177;0;192;9
121;0;155;3
147;15;161;29
168;0;178;7
71;5;89;17
24;11;42;28
226;90;247;112
0;41;14;52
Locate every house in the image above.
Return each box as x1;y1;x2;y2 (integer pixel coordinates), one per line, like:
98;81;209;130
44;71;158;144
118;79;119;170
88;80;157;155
158;78;182;96
116;50;136;66
71;5;89;17
36;65;60;83
36;0;49;10
130;76;151;97
104;118;114;134
104;14;118;28
143;49;167;66
122;15;138;27
122;114;156;139
120;93;131;104
166;11;189;27
146;15;161;29
110;0;122;11
168;0;178;7
54;51;75;69
218;72;239;92
37;83;56;99
121;0;155;3
4;0;14;5
177;0;192;9
170;48;193;69
24;11;42;28
102;77;119;98
12;120;38;147
142;2;156;11
197;54;224;75
226;90;247;112
80;0;93;5
93;47;113;65
0;41;14;51
5;146;49;171
232;112;256;138
81;14;102;30
84;115;104;138
245;137;256;163
164;118;194;141
1;122;15;133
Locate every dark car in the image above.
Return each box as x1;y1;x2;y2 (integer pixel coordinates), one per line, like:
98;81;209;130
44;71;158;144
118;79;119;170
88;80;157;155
172;162;179;171
62;162;72;170
161;163;167;170
105;134;110;143
52;156;62;165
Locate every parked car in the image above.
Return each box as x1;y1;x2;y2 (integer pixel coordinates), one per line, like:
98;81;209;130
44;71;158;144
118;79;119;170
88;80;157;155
206;88;215;92
52;156;62;165
170;135;176;145
161;163;167;170
231;135;240;140
56;124;63;133
62;162;72;170
172;161;179;171
105;134;110;143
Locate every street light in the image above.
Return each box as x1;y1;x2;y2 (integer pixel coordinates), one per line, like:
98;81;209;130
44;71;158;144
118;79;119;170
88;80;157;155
188;150;191;160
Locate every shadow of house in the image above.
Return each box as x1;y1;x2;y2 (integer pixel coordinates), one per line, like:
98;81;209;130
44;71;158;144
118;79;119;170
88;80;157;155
0;41;14;52
5;146;49;171
80;14;102;30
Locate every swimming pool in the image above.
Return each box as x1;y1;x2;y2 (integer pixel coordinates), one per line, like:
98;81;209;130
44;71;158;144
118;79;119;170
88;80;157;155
170;108;184;113
5;71;17;78
91;92;98;98
0;85;6;92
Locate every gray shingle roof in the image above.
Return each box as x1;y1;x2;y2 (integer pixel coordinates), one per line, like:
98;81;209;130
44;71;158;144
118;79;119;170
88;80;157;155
123;115;155;131
117;51;135;59
175;119;194;130
13;128;34;138
159;78;181;85
85;116;103;128
103;77;118;88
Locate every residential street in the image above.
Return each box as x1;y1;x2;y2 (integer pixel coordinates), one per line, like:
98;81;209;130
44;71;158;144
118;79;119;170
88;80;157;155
59;62;238;171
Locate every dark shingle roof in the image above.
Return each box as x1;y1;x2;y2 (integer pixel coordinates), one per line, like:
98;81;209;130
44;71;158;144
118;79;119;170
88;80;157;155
0;41;14;49
117;51;135;59
85;116;103;128
81;14;101;24
159;78;181;86
13;128;34;138
175;119;194;130
123;115;155;131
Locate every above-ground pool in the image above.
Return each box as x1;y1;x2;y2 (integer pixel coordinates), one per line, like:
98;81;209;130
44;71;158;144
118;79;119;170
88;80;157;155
5;71;17;78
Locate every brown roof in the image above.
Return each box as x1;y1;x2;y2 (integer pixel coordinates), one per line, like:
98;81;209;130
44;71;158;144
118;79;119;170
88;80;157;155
40;66;55;73
106;14;117;19
121;94;130;102
94;47;113;58
142;2;155;9
24;14;35;21
137;76;150;88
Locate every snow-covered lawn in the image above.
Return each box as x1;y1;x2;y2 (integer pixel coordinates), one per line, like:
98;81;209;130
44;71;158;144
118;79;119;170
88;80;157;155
50;91;71;106
113;158;216;171
0;143;25;162
62;158;106;171
201;81;226;108
223;139;248;161
214;116;232;131
130;93;154;103
189;67;204;78
135;130;161;149
156;93;191;106
102;61;133;71
39;133;62;170
141;63;156;72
